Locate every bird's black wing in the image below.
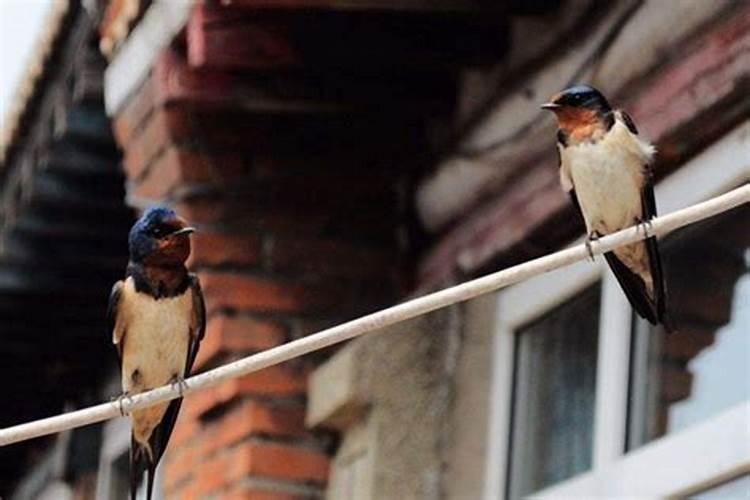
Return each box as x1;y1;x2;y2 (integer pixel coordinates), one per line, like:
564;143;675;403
619;110;639;134
600;141;665;326
107;281;124;363
640;168;666;323
186;274;206;374
603;249;661;324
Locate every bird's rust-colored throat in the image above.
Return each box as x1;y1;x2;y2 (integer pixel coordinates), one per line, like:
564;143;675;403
141;230;192;295
554;107;609;143
145;234;191;266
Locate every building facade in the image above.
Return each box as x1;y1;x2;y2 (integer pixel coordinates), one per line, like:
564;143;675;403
2;0;748;499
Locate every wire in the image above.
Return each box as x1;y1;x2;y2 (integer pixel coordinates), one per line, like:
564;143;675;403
0;184;747;447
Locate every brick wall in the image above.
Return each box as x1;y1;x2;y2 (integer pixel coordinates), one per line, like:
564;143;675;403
111;43;407;499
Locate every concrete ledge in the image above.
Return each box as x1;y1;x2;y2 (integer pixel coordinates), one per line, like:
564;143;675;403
306;343;368;430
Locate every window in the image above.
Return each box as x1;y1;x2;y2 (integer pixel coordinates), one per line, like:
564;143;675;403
507;284;600;499
628;208;750;450
484;122;750;499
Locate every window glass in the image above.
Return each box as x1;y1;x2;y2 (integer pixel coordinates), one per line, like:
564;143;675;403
507;284;601;499
627;205;749;449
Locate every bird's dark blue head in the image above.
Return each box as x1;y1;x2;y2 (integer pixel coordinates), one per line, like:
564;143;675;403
541;84;615;144
542;84;611;113
128;206;195;264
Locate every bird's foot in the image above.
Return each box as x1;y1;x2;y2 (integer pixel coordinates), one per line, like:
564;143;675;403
585;232;600;261
636;218;654;238
111;391;133;417
170;375;189;398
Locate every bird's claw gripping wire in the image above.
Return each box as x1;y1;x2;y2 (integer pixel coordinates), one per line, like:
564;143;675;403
112;392;133;417
637;218;654;238
170;376;189;398
585;232;600;261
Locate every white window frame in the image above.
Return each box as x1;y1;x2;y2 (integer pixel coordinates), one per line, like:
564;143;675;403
483;120;750;499
95;417;132;500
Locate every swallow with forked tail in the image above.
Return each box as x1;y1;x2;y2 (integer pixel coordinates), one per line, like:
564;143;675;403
108;206;206;499
542;84;667;326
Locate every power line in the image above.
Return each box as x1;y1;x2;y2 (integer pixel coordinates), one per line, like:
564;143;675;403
0;184;747;447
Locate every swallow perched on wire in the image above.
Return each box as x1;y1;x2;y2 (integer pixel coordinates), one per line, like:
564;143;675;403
107;207;205;500
542;84;667;326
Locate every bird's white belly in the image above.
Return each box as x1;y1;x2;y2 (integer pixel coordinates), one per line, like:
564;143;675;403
566;143;644;235
118;280;193;447
121;293;191;394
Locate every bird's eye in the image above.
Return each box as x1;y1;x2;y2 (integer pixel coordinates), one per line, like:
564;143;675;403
150;227;163;237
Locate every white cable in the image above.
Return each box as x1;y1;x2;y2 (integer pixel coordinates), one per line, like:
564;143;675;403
0;184;747;447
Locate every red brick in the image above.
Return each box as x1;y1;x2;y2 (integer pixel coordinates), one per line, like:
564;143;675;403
185;388;219;419
134;146;249;200
122;106;192;182
122;109;168;182
176;198;228;225
178;479;200;500
169;413;201;449
194;315;286;369
195;454;229;497
187;4;297;70
188;232;262;269
268;235;394;279
195;424;221;460
221;489;299;500
188;367;307;418
154;46;237;105
222;367;307;400
228;442;329;484
204;401;307;456
164;443;200;492
112;77;156;147
176;199;333;234
198;272;329;315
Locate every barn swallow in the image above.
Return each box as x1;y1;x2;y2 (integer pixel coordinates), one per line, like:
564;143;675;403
542;84;667;326
107;207;205;500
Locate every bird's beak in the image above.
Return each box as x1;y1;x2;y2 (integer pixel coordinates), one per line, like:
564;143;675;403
541;102;560;110
168;227;196;237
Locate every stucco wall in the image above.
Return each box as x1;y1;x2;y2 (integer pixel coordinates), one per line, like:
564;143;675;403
308;305;464;499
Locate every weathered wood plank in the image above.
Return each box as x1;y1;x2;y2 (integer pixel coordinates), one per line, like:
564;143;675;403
417;0;741;232
422;1;750;288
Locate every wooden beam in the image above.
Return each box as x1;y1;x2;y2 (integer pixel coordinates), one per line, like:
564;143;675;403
186;4;509;71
